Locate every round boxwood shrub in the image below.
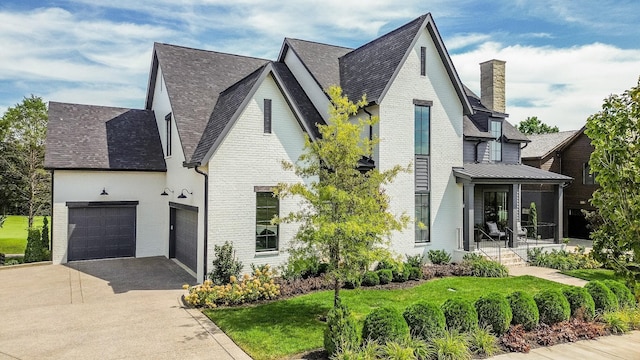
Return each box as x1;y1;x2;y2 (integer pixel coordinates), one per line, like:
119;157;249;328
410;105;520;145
475;293;512;335
392;268;410;283
603;280;636;309
442;298;478;333
407;266;422;280
324;301;358;356
403;302;446;339
585;281;618;312
507;291;539;331
362;271;380;287
377;269;393;285
534;289;571;325
362;307;409;343
562;286;596;321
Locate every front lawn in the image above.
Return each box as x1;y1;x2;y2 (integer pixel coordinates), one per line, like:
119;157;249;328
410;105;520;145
204;276;567;360
0;216;46;254
561;268;621;282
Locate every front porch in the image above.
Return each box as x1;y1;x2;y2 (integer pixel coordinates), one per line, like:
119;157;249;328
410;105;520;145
453;163;572;252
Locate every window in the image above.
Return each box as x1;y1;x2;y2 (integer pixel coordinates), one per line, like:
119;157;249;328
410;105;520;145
256;192;278;251
165;113;172;157
484;191;508;225
420;46;426;76
414;105;430;155
583;163;597;185
264;99;272;134
489;120;502;162
415;194;430;243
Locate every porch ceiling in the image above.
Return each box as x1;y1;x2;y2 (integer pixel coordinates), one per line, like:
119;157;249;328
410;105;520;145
453;163;573;184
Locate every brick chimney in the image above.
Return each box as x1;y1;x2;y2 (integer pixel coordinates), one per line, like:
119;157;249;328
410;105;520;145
480;59;506;113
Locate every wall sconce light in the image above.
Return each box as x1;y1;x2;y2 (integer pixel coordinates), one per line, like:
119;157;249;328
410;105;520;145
177;189;192;199
160;187;174;196
100;188;109;196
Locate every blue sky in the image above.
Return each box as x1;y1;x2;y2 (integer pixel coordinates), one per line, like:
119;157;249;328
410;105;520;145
1;0;640;130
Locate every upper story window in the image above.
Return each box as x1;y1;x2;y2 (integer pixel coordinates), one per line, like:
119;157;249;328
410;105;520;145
256;192;279;252
165;113;172;157
489;119;502;162
414;104;430;155
583;163;597;185
264;99;272;134
420;46;426;76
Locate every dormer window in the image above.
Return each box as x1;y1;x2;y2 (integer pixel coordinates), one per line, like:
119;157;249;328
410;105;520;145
420;46;426;76
489;119;502;162
165;113;172;157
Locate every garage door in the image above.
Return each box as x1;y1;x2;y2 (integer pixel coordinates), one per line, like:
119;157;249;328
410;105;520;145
171;207;198;273
68;206;136;261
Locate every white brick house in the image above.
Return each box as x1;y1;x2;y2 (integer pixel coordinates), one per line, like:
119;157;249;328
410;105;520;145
44;13;569;282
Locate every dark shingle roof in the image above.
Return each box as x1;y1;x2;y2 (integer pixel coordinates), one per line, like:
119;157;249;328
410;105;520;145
45;102;166;171
521;130;580;159
453;163;572;184
463;86;529;143
463;115;493;139
339;14;427;103
282;38;352;92
151;43;269;161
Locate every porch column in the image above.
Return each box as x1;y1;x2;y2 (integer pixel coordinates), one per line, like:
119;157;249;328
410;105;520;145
463;183;475;251
509;183;518;247
554;184;564;243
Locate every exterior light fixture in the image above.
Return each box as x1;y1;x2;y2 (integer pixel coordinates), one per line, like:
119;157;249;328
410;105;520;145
177;189;192;199
100;188;109;196
160;187;174;196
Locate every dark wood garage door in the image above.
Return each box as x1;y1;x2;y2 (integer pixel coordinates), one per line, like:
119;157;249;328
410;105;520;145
171;207;198;273
68;206;136;261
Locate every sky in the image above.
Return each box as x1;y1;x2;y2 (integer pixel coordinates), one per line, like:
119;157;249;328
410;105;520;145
1;0;640;131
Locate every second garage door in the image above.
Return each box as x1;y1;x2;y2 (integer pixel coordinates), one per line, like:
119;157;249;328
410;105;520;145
68;205;137;261
171;207;198;274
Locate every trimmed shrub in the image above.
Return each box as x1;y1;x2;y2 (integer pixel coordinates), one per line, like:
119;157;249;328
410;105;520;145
209;241;243;285
507;291;539;331
361;271;380;287
407;266;422;280
392;268;410;283
442;298;478;333
475;293;512;335
427;249;451;265
603;280;636;309
534;289;571;325
403;302;446;339
562;286;596;321
377;269;393;285
585;281;618;312
361;307;409;343
405;254;423;268
23;228;46;263
324;301;358;356
465;257;508;278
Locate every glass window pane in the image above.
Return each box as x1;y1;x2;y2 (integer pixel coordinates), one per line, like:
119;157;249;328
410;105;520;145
414;105;430;155
256;192;279;251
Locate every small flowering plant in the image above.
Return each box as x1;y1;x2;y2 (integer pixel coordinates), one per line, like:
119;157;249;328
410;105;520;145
184;264;280;308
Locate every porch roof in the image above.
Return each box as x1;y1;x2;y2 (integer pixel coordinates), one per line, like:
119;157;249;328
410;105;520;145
453;163;573;184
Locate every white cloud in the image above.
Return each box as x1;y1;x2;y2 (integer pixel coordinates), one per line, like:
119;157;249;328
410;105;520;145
453;42;640;130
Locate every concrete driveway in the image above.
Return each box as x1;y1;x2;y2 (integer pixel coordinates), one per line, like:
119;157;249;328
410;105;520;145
0;257;250;360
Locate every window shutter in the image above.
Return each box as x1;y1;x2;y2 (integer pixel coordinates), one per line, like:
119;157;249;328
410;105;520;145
264;99;272;133
420;47;426;76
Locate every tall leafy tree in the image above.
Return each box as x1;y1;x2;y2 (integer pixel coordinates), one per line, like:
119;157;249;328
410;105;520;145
0;95;50;227
276;86;410;306
585;78;640;289
516;116;559;135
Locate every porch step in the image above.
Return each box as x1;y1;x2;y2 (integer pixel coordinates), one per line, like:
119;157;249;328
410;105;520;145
479;250;528;267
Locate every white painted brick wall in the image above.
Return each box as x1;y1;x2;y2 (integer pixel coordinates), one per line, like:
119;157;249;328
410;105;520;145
207;74;309;272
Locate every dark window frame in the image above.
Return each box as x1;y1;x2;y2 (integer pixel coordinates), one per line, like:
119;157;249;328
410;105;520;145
489;119;503;162
415;193;430;243
414;104;431;156
165;112;172;157
420;46;426;76
583;163;597;185
255;192;279;252
264;99;272;134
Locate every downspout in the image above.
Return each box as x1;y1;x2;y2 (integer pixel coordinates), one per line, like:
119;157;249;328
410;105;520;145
193;166;209;279
474;140;482;163
50;169;54;254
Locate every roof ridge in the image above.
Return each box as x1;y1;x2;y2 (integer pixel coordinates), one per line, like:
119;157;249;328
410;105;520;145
154;42;271;62
48;101;148;112
285;37;353;50
218;63;269;96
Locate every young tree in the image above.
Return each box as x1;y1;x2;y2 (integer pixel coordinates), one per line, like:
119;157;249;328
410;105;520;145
0;95;50;227
516;116;559;135
276;86;410;306
585;78;640;290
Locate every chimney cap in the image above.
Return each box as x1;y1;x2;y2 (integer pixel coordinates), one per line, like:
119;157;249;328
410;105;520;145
479;59;506;66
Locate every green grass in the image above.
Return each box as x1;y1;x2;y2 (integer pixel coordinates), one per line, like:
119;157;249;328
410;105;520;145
561;269;621;282
0;216;46;254
204;276;567;360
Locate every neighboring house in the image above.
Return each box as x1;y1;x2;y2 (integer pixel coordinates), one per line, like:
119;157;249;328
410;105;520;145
44;13;571;282
521;127;596;239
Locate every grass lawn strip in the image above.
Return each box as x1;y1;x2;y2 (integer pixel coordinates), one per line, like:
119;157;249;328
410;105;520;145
0;216;45;254
204;275;567;360
561;269;621;282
